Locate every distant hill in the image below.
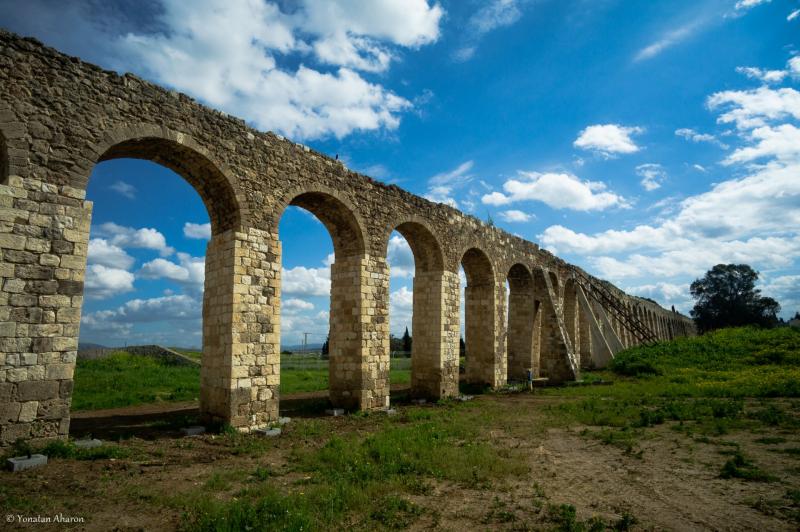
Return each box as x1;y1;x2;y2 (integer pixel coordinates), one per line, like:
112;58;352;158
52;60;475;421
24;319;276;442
78;342;108;350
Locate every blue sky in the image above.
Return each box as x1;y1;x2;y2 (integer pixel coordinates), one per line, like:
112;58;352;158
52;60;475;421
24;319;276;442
2;0;798;347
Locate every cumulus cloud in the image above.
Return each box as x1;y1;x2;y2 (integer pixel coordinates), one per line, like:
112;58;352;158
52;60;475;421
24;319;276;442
283;298;315;312
636;163;667;192
93;222;174;256
540;60;800;314
183;222;211;239
110;180;136;199
87;239;135;270
481;171;628;211
387;235;415;278
707;86;800;130
573;124;643;157
1;0;443;141
115;0;442;139
736;66;788;84
282;265;331;297
674;127;728;148
139;252;205;294
389;285;413;336
81;294;202;339
789;9;800;21
84;264;136;299
498;209;533;223
424;185;459;208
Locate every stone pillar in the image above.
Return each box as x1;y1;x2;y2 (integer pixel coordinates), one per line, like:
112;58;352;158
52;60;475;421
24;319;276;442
464;276;500;387
507;275;536;382
577;297;593;368
200;227;280;431
538;272;574;382
410;270;459;400
329;254;389;411
1;176;91;445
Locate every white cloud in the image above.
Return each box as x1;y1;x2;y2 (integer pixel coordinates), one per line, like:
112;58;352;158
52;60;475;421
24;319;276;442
789;9;800;21
761;275;800;317
82;294;201;332
84;264;135;299
93;222;174;256
707;86;800;130
428;160;474;186
498;209;533;223
138;253;205;294
283;297;315;312
724;123;800;165
111;0;442;139
573;124;643;157
282;265;331;297
736;66;788;84
110;180;136;199
625;282;693;313
481;171;628;211
87;238;134;269
453;0;523;62
183;222;211;239
636;163;667;191
674;127;728;148
389;285;413;336
387;235;414;278
634;20;701;62
424;185;458;208
735;0;771;11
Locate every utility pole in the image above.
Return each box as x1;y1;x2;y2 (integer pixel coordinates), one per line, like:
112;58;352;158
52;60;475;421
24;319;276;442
302;332;311;355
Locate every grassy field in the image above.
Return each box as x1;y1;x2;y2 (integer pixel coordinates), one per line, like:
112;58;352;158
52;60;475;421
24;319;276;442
8;327;797;530
72;352;412;410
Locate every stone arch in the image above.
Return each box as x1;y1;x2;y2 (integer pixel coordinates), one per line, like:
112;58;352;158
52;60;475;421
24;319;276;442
276;188;372;408
0;129;7;183
563;278;578;350
506;263;535;382
91;124;249;234
461;247;498;387
382;219;455;399
532;266;573;381
548;270;560;297
276;185;367;258
62;129;256;430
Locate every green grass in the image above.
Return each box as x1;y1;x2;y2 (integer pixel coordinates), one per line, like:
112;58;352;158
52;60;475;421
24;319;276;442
180;402;528;531
73;352;201;410
540;327;800;449
73;352;413;411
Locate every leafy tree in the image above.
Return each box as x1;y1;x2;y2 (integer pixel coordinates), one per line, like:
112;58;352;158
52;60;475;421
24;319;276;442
321;335;329;358
401;327;412;353
690;264;780;333
459;336;466;357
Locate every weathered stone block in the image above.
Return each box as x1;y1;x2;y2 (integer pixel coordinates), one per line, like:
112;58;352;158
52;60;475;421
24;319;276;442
18;380;59;401
6;454;47;472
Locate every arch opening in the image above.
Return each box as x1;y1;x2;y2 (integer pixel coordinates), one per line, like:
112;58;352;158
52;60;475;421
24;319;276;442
98;137;243;235
506;263;535;382
278;191;368;410
71;148;237;435
461;248;497;387
385;221;450;400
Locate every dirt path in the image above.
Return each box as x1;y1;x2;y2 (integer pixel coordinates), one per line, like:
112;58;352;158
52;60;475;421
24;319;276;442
5;393;798;531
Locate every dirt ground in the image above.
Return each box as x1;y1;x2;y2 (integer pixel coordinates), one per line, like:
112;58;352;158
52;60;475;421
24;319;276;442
3;392;799;531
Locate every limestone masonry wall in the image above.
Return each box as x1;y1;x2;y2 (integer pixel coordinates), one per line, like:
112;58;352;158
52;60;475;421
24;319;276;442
0;31;695;445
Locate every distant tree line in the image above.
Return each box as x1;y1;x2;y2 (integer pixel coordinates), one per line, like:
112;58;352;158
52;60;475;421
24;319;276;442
690;264;782;333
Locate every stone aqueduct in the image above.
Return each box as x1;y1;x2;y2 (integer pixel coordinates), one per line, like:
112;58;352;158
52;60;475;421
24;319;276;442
0;32;694;445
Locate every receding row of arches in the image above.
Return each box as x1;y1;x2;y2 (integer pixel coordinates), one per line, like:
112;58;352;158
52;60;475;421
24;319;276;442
3;129;691;436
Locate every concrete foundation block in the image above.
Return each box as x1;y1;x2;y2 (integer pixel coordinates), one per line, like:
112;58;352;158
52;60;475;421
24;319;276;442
325;408;345;416
7;454;47;472
255;427;281;437
412;398;427;405
181;426;206;436
278;417;291;425
73;438;102;449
